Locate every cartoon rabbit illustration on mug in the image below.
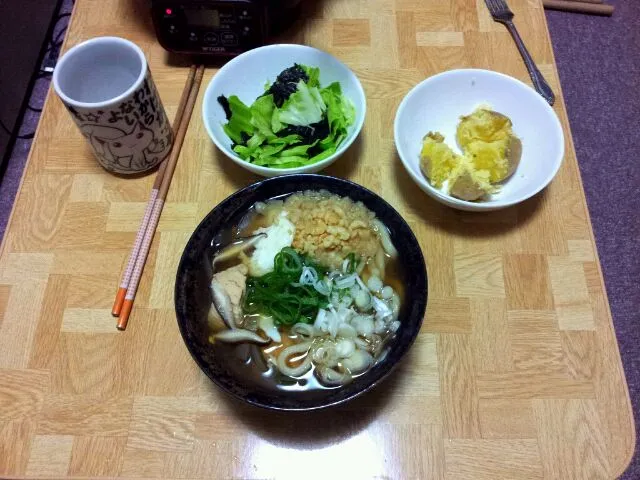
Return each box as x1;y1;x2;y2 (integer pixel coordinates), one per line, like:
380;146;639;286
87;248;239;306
63;76;173;174
80;122;171;172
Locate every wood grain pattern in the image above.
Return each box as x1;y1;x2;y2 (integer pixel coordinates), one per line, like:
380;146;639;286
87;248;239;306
68;436;126;476
454;252;506;297
478;399;536;438
0;369;49;422
0;0;634;477
25;435;74;477
533;399;611;479
36;394;134;436
504;254;554;310
445;439;544;479
0;284;11;323
471;299;513;373
438;334;481;439
0;418;36;476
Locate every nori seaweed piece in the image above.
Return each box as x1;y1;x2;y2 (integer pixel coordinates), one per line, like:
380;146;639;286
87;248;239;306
282;117;330;145
217;95;233;120
265;64;309;107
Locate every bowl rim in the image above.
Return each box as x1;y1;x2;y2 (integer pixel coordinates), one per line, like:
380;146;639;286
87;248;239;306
202;44;367;176
394;68;565;211
174;174;428;411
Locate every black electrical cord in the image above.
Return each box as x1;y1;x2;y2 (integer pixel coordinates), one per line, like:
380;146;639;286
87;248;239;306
52;20;69;43
0;119;11;136
0;118;35;140
40;14;70;73
25;71;55;113
1;7;72;142
44;24;69;61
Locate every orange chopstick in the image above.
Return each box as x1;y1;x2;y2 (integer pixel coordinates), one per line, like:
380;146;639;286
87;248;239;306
112;65;197;317
117;64;205;331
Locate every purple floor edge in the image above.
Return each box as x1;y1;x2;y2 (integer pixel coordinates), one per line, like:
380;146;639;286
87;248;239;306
546;2;640;477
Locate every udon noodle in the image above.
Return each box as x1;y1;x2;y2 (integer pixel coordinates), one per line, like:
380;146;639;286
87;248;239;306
208;190;402;388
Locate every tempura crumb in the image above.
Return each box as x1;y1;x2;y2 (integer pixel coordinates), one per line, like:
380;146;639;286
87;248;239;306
260;190;381;269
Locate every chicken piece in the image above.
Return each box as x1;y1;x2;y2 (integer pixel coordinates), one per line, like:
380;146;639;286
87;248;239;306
211;264;248;327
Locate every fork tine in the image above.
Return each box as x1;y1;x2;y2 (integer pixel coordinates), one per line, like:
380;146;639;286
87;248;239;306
485;0;498;15
485;0;513;19
495;0;512;15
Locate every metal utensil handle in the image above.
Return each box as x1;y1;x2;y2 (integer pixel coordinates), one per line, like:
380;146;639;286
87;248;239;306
504;21;556;106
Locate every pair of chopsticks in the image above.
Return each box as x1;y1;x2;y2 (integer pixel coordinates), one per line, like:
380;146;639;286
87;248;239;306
543;0;614;16
112;64;205;331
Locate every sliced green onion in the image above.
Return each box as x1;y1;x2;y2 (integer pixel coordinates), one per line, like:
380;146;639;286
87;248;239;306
243;247;330;325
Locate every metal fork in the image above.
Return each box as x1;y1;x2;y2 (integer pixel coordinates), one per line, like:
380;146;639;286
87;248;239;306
484;0;555;105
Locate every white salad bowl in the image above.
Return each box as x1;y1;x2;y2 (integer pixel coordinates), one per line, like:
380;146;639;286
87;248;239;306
203;44;366;177
394;69;565;211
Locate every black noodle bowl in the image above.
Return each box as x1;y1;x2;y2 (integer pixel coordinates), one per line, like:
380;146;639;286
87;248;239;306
175;174;427;411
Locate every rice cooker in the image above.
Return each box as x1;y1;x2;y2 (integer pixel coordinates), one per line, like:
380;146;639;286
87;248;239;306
151;0;302;57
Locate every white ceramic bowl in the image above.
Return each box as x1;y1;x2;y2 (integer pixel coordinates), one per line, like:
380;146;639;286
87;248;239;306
202;44;366;177
394;69;564;211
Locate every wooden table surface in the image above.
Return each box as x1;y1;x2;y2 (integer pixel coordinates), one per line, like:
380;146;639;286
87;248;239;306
0;0;634;478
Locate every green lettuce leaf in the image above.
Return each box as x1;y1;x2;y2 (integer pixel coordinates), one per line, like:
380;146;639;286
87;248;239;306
321;82;355;136
279;142;317;157
301;65;321;88
222;96;253;145
271;107;284;133
267;134;301;145
308;146;337;164
250;95;276;139
278;81;326;126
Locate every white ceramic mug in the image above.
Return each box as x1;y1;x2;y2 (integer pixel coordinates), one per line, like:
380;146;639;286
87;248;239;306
53;36;172;175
